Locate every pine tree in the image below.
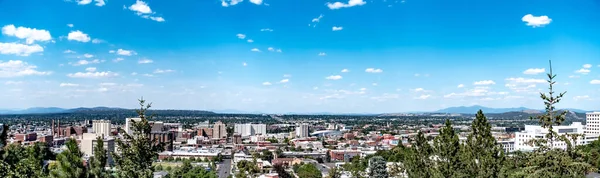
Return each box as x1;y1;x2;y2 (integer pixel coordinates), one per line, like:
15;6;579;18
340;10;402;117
326;167;341;178
461;110;504;178
112;98;166;178
404;131;439;178
368;156;388;178
50;138;87;178
89;136;109;178
433;119;462;177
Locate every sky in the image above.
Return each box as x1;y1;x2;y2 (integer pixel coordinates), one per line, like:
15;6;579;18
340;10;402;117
0;0;599;113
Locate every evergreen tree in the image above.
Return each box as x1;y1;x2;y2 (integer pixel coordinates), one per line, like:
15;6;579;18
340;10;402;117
89;136;109;178
50;138;87;178
461;110;504;178
112;98;166;178
273;164;293;178
509;60;595;177
326;167;341;178
404;131;438;178
368;156;388;178
296;163;322;178
433;119;462;177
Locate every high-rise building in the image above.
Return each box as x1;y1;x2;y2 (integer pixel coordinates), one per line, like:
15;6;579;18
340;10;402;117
586;112;600;135
234;124;266;137
80;133;115;165
125;118;141;135
212;121;227;139
296;123;310;138
514;122;599;152
92;120;111;137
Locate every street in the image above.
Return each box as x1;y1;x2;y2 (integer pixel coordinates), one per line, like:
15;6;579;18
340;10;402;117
217;158;232;178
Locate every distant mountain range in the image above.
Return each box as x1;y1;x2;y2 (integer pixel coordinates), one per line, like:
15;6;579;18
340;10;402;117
0;105;593;115
434;105;591;114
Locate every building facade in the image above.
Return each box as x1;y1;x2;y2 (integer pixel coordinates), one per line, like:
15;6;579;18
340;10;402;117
80;133;115;165
92;120;111;137
586;112;600;135
514;122;598;152
234;124;266;137
212;121;227;139
296;123;309;138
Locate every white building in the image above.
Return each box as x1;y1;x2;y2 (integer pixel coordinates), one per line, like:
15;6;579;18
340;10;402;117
296;123;310;138
80;133;115;165
125;118;141;135
234;124;266;137
514;122;598;152
586;112;600;135
92;120;111;137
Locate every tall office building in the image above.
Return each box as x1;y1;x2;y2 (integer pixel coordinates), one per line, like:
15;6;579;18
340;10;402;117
296;123;310;138
234;123;267;137
125;118;141;135
212;121;227;139
587;112;600;135
80;133;115;165
92;120;111;137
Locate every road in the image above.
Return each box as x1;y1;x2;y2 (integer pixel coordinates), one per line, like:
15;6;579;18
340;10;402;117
217;158;232;178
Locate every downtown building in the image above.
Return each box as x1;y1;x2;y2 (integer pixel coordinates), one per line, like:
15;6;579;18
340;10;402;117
296;123;310;138
514;112;600;152
234;123;266;137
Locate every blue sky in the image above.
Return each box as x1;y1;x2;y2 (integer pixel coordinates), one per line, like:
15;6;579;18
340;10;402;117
0;0;599;113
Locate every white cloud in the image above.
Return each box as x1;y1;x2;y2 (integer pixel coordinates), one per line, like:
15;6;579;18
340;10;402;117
249;0;262;5
522;14;552;27
67;71;118;78
60;83;79;87
0;60;51;77
97;87;109;92
247;39;254;43
76;0;92;5
67;30;91;42
95;0;105;6
221;0;243;7
147;16;165;22
91;39;104;43
574;95;590;101
268;47;274;51
325;75;342;80
113;58;124;62
260;28;273;32
523;68;545;75
332;26;343;31
67;24;74;28
457;84;464;88
416;94;431;100
4;81;23;85
505;77;545;84
0;42;43;56
109;50;115;53
153;69;174;74
312;14;324;22
341;69;349;73
575;68;591;74
283;74;292;78
129;0;152;14
583;64;592;69
85;67;96;72
591;80;600;84
138;58;153;64
243;62;247;66
237;34;246;39
1;25;52;44
131;72;138;76
83;53;94;58
372;83;378;86
569;75;580;78
412;88;425;92
63;50;76;54
473;80;496;85
365;68;383;73
99;82;116;86
276;49;282;53
279;79;289;83
70;59;101;66
327;0;366;10
116;49;137;56
318;52;326;56
262;82;272;86
251;48;261;52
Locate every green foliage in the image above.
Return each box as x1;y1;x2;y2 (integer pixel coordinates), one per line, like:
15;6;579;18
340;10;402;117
433;119;462;178
260;150;274;162
273;164;293;178
236;160;260;177
368;156;388;178
50;138;87;178
404;131;438;178
169;159;218;178
296;163;322;178
326;167;341;178
112;98;166;178
342;156;367;178
461;110;505;178
89;137;109;178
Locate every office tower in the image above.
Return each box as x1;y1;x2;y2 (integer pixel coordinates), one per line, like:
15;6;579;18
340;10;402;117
92;120;111;137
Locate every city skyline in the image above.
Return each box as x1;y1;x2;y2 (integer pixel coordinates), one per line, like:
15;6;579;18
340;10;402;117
0;0;599;113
